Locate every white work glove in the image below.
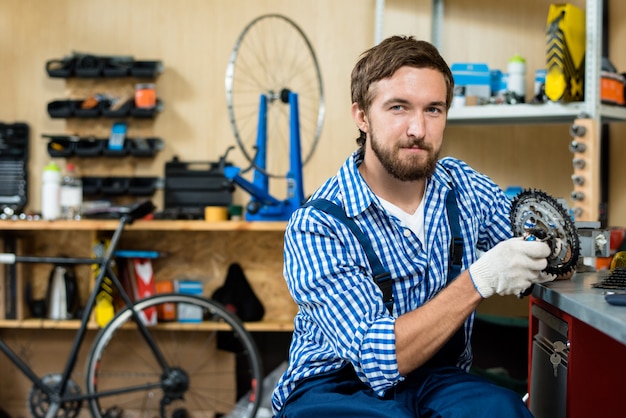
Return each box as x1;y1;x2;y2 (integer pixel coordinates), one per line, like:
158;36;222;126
469;237;552;298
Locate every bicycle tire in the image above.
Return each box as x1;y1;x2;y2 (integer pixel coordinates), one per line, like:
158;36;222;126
225;13;325;178
85;293;263;418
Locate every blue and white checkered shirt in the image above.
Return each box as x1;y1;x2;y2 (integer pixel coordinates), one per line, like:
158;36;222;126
272;151;513;413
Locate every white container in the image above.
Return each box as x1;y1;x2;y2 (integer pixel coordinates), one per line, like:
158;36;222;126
41;162;61;220
60;162;83;220
507;54;527;102
47;265;70;320
175;280;203;322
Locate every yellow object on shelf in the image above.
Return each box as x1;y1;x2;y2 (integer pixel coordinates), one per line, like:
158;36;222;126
204;206;228;222
93;238;115;328
545;3;586;103
610;251;626;272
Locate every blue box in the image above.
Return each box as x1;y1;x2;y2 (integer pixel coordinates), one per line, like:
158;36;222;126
490;69;507;96
175;280;203;323
451;63;491;99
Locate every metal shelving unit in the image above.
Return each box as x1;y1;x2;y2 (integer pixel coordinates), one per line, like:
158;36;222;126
437;0;626;125
448;102;590;125
375;0;626;125
375;0;621;221
448;102;626;126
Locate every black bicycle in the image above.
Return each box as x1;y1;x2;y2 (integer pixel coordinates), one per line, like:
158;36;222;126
0;200;263;418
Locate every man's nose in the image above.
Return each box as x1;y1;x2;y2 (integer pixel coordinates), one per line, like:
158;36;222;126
407;111;426;138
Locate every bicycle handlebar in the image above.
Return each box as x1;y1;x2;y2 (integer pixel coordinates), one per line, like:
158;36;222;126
82;200;156;223
0;254;16;264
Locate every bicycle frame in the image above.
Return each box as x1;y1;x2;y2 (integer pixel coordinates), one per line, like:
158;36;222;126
223;90;305;221
0;203;170;413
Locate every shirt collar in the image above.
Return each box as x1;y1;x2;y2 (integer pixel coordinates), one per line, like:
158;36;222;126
336;150;455;218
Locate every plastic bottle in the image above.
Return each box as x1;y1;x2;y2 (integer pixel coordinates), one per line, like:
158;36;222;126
60;163;83;220
41;161;61;220
507;54;527;102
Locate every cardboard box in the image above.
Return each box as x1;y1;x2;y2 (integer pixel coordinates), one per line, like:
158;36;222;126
490;69;507;99
451;63;492;102
545;3;586;102
154;280;176;321
600;71;625;106
129;258;157;326
175;280;203;323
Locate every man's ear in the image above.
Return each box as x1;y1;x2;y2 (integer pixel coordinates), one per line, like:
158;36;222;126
351;103;369;133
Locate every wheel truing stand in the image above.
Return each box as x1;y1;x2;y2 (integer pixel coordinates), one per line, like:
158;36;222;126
223;89;305;221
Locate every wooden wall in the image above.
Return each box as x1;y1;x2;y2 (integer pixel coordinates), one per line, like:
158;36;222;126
1;0;625;226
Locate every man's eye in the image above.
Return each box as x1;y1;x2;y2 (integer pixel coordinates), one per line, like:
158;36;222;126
390;105;404;111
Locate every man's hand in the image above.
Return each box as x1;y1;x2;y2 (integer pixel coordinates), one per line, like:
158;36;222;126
468;237;551;298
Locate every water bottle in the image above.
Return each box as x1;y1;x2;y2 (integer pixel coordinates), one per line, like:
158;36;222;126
60;163;83;220
41;162;61;220
507;54;527;103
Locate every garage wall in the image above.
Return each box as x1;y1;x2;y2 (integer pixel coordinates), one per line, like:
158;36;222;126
1;0;624;226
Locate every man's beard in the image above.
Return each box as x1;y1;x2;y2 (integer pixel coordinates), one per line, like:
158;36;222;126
370;132;439;181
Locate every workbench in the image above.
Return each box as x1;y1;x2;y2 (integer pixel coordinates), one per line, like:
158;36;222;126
528;271;626;417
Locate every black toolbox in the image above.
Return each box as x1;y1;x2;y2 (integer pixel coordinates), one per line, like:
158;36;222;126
162;157;233;219
0;123;29;213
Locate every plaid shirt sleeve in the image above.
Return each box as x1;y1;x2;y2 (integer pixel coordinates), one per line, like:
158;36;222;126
283;207;402;393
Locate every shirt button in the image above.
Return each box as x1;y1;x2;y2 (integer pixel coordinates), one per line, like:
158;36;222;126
403;229;411;237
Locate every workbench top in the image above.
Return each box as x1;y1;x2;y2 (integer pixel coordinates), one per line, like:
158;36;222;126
533;271;626;345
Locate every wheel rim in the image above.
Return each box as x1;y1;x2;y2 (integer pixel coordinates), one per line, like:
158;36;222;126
225;13;325;178
85;294;263;418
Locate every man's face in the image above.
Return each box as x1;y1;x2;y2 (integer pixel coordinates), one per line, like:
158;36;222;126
362;66;448;181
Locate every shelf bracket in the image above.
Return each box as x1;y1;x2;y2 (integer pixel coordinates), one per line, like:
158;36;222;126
431;0;443;50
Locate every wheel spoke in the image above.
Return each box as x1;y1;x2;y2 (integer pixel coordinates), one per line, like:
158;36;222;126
226;14;324;177
85;295;263;417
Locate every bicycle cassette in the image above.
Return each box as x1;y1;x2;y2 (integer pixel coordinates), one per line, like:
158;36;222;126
510;189;580;275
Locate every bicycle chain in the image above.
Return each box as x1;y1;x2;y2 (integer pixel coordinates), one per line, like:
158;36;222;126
28;374;82;418
510;189;580;275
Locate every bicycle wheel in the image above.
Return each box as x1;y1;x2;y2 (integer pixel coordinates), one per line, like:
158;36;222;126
85;294;263;418
225;13;325;178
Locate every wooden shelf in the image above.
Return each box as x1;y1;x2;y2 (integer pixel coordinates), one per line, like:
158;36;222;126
447;102;626;126
0;220;293;332
0;318;294;332
0;319;88;329
144;319;294;332
0;219;287;232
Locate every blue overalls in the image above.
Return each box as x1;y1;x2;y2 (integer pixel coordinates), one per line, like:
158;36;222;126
276;186;533;418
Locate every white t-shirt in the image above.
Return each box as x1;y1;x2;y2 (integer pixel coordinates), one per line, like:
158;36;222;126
378;186;427;244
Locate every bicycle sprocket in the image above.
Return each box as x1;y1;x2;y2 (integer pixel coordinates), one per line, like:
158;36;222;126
510;189;579;275
28;373;82;418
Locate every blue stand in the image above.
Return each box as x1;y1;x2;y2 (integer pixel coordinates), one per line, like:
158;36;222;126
223;91;305;221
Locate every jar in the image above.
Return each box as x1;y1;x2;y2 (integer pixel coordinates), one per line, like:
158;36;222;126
135;83;156;109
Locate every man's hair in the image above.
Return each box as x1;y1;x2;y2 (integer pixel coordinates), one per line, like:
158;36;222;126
351;36;454;147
